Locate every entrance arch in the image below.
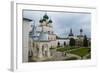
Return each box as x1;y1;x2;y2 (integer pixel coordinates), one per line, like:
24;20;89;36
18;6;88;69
42;44;48;57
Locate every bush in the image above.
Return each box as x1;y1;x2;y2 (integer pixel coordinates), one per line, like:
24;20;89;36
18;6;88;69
50;47;55;50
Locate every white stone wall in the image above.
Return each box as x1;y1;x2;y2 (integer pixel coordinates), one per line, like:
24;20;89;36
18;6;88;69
42;26;52;32
56;39;69;46
22;20;32;62
50;40;58;48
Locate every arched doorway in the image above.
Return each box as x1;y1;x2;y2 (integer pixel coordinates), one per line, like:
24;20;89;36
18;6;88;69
42;44;48;57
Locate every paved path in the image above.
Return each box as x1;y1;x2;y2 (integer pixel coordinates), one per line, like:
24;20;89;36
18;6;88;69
51;49;82;60
82;53;90;59
66;53;81;59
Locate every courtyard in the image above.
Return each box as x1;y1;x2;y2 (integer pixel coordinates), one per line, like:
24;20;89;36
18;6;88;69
29;46;91;62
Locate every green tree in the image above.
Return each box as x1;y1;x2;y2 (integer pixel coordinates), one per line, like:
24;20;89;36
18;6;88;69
83;35;88;47
69;38;75;46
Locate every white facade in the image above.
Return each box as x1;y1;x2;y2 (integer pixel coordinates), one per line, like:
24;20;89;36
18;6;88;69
57;39;69;46
22;19;32;62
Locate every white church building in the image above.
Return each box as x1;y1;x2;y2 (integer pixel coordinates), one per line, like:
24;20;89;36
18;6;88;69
28;14;69;60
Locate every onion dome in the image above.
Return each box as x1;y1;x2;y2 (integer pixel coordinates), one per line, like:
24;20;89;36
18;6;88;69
80;28;83;33
48;19;52;23
43;13;49;19
39;19;43;23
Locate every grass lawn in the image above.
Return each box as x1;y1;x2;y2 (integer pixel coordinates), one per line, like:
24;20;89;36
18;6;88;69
56;46;79;52
70;47;90;57
56;47;68;52
56;46;91;58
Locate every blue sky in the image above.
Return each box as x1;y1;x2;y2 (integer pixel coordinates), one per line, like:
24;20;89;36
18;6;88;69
23;10;91;38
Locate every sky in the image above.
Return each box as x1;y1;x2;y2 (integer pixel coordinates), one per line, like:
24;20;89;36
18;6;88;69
23;10;91;38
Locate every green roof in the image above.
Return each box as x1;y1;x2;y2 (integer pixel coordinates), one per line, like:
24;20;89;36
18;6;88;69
43;14;49;19
49;19;53;23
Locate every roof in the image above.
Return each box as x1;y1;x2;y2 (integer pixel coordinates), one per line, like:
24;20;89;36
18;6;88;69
38;31;49;42
77;35;84;37
29;24;39;41
29;26;49;42
23;18;32;21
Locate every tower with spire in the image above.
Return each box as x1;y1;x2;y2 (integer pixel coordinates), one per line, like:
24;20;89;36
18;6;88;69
68;28;74;39
69;28;74;36
77;28;84;38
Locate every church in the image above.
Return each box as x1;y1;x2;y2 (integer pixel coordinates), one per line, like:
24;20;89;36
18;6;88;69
28;13;70;61
23;13;90;62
